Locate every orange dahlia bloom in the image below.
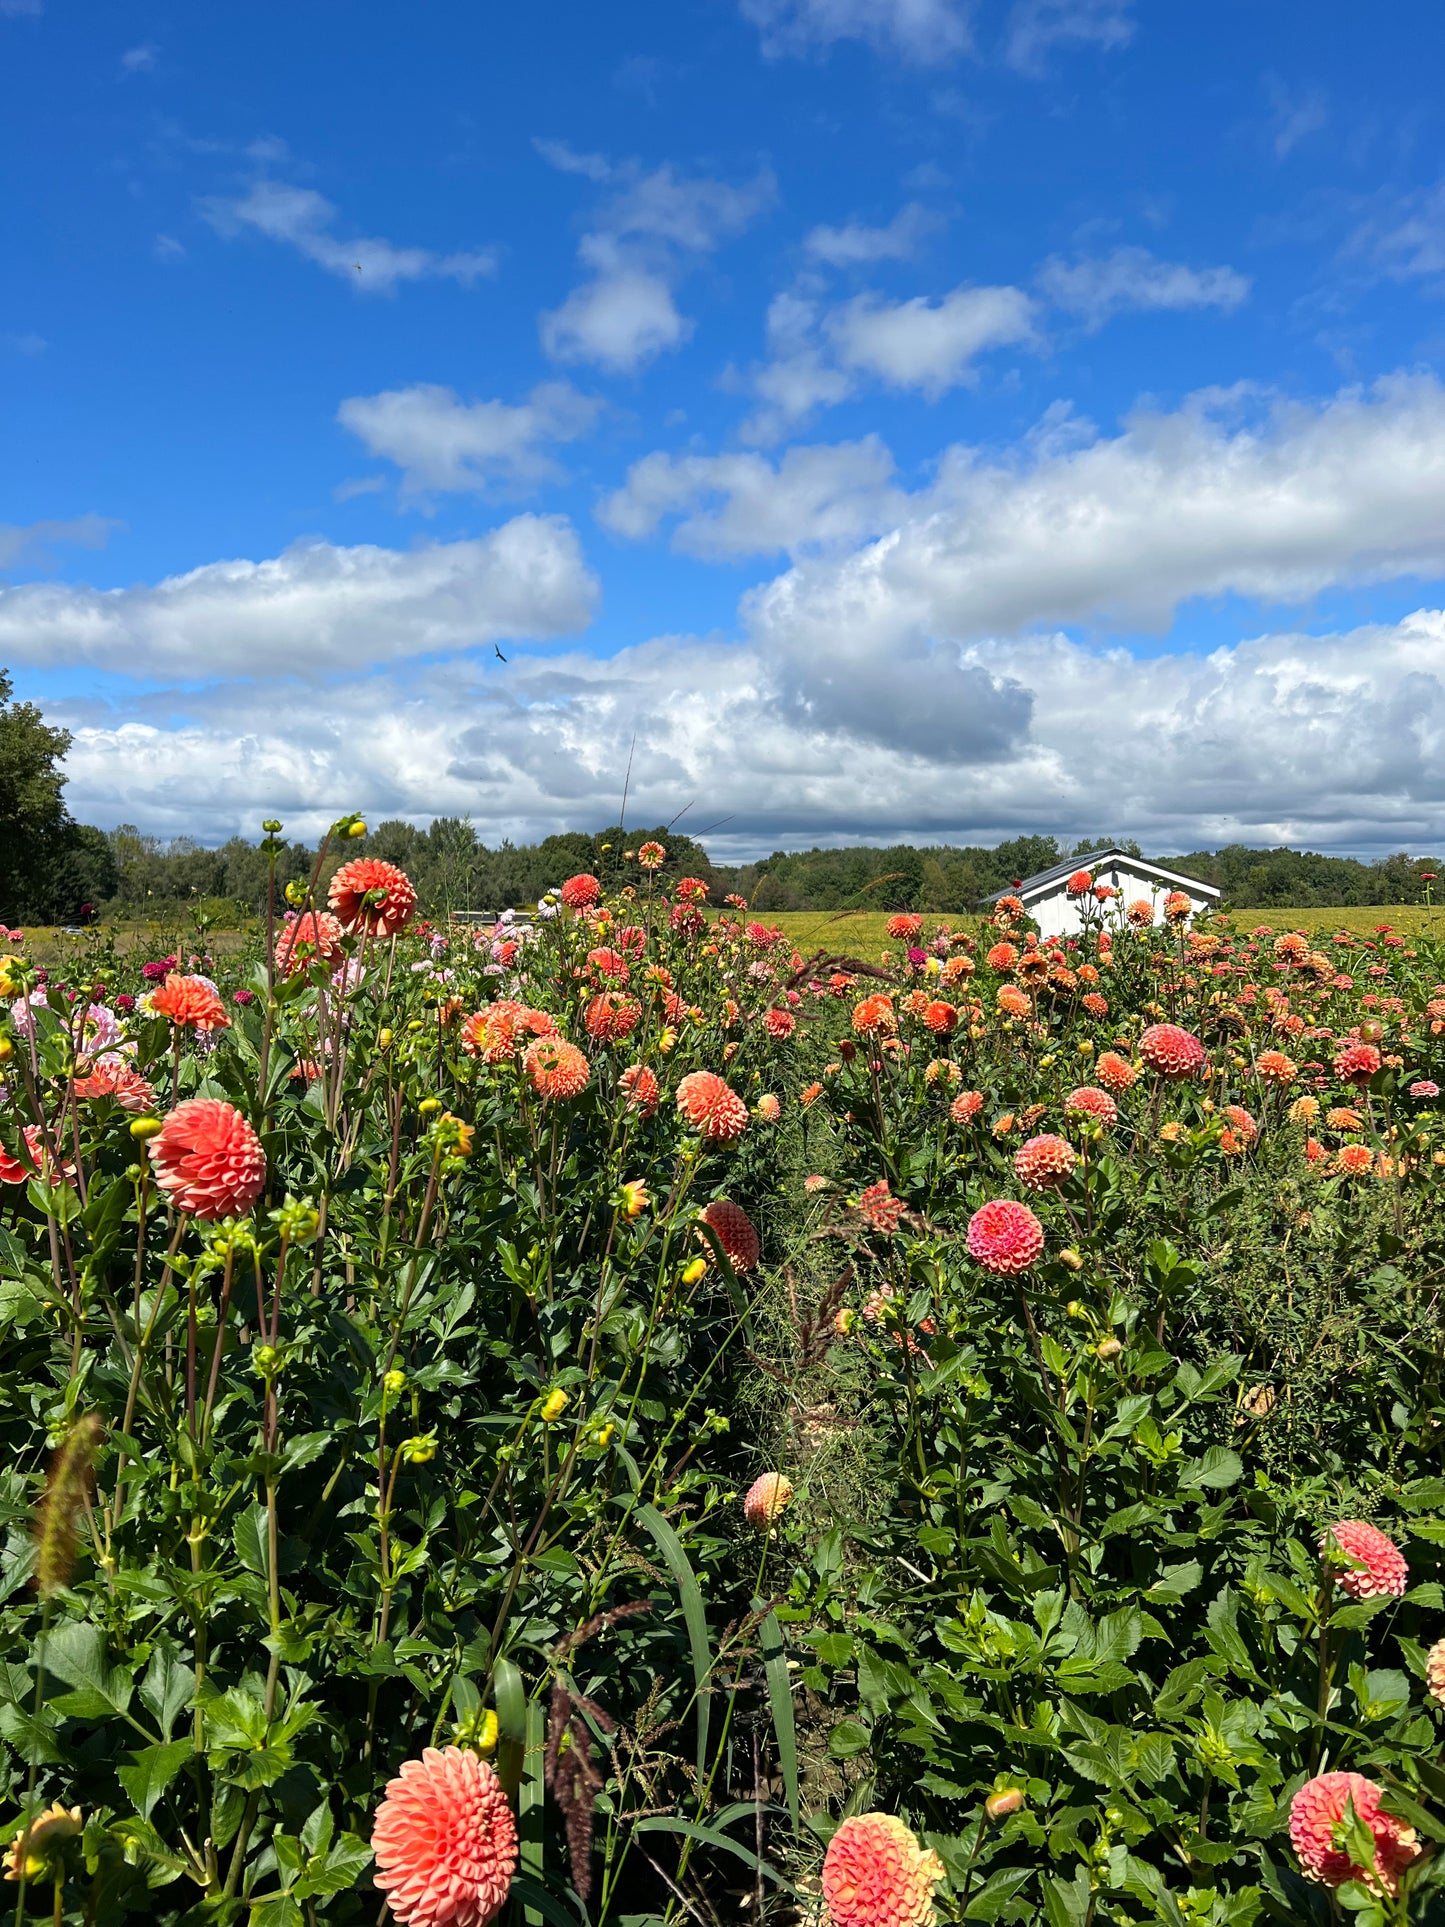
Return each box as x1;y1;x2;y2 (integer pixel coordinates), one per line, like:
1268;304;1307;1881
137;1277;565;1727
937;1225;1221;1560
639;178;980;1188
1289;1094;1320;1124
799;1080;824;1108
885;914;923;940
698;1199;760;1272
675;1071;748;1140
1065;869;1093;897
921;1000;957;1034
1334;1042;1382;1085
1065;1085;1117;1126
372;1746;518;1927
147;1099;266;1220
966;1200;1044;1275
586;946;630;982
275;911;344;977
756;1092;782;1121
152;973;231;1033
1163;890;1192;922
1125;899;1153;927
765;1007;797;1040
852;994;896;1037
584;992;641;1043
559;873;601;909
1140;1023;1206;1080
924;1058;960;1087
856;1179;906;1234
743;1471;793;1529
1333;1143;1373;1177
1325;1106;1362;1132
1082;991;1109;1018
619;1065;659;1116
997;985;1030;1018
523;1038;590;1102
821;1813;944;1927
993;894;1025;925
74;1058;156;1113
1273;931;1310;963
1289;1771;1419;1896
1013;1133;1076;1190
950;1089;984;1124
636;841;666;869
328;858;416;938
985;941;1017;972
1256;1049;1298;1084
1320;1520;1408;1600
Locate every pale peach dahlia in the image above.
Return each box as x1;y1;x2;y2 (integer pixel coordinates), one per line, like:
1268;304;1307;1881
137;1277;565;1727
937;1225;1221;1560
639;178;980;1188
372;1746;517;1927
675;1071;748;1140
821;1812;944;1927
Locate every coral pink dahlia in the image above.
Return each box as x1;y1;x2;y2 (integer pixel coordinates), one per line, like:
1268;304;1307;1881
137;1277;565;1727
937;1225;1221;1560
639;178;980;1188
821;1812;944;1927
698;1199;760;1273
675;1071;749;1141
372;1746;518;1927
1013;1133;1076;1190
1319;1520;1409;1600
1289;1771;1419;1895
966;1200;1044;1276
1140;1023;1206;1080
328;858;417;939
743;1471;793;1529
147;1099;266;1220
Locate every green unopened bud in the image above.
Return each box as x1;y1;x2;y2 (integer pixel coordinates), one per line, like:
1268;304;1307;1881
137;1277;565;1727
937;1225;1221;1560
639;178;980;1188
455;1706;499;1754
986;1788;1025;1820
401;1432;437;1464
1096;1337;1124;1361
1059;1248;1084;1272
417;1096;442;1116
262;820;283;835
271;1196;322;1243
130;1116;163;1141
349;820;367;838
253;1344;283;1378
383;1369;406;1397
284;880;307;907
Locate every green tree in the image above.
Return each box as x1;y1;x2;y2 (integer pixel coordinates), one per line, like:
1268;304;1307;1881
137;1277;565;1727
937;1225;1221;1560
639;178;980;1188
0;671;79;922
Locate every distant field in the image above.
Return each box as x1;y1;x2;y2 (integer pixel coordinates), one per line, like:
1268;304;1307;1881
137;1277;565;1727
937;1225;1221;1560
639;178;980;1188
1222;905;1444;938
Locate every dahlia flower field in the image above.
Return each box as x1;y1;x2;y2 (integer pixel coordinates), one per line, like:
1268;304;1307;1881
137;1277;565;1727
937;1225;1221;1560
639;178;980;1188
1;831;1445;1924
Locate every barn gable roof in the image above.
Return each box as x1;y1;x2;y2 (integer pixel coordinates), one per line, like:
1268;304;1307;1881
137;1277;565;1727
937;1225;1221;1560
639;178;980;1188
982;847;1222;906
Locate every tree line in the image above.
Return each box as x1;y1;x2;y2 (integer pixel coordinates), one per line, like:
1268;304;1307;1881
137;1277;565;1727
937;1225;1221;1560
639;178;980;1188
0;679;1437;921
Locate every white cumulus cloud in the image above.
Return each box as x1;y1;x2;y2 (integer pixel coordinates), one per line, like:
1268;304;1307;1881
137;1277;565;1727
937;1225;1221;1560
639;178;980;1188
202;181;496;293
804;203;935;266
1038;246;1251;329
337;382;603;496
0;520;597;679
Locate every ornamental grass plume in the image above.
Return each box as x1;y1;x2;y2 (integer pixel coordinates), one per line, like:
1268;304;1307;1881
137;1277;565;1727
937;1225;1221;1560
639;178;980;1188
743;1471;793;1529
1289;1771;1420;1896
1319;1520;1409;1600
151;973;231;1033
1013;1133;1076;1191
966;1200;1044;1276
821;1812;944;1927
675;1070;749;1140
698;1199;760;1272
523;1038;591;1102
371;1746;518;1927
33;1412;104;1597
147;1099;266;1220
328;857;417;938
1139;1023;1207;1080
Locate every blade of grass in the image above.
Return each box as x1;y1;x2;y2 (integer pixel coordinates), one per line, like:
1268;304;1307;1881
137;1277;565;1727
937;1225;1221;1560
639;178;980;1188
637;1501;713;1782
758;1607;798;1832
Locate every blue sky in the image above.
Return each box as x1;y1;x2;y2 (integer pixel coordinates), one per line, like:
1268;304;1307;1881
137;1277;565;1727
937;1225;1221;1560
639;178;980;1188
4;0;1445;858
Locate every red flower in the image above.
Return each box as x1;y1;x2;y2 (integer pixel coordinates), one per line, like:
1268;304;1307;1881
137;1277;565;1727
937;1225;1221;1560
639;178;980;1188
0;1125;75;1187
1320;1520;1409;1600
1333;1042;1382;1086
821;1813;944;1927
372;1746;518;1927
1013;1133;1076;1190
966;1200;1044;1275
743;1472;793;1529
147;1100;266;1220
619;1065;659;1116
523;1038;590;1102
559;873;601;909
151;974;230;1033
1140;1023;1206;1080
698;1199;760;1272
1065;1086;1117;1126
328;858;417;938
922;1000;957;1034
1065;869;1093;897
856;1180;906;1234
1289;1771;1419;1895
675;1072;748;1141
583;993;641;1043
275;911;344;976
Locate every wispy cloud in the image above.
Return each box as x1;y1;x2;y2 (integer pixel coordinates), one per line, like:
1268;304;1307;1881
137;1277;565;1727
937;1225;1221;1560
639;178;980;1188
739;0;972;64
804;203;936;266
338;381;603;496
202;181;497;293
0;516;121;570
1038;246;1250;329
1003;0;1134;74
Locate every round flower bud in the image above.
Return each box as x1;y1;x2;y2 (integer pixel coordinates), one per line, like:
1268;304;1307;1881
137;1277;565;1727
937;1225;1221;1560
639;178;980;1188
1096;1338;1124;1361
540;1388;569;1424
681;1257;707;1286
383;1369;407;1397
130;1116;163;1140
401;1434;437;1465
986;1789;1025;1821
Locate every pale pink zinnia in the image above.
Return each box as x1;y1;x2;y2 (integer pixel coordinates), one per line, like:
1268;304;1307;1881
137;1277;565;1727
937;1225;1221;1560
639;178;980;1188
372;1746;518;1927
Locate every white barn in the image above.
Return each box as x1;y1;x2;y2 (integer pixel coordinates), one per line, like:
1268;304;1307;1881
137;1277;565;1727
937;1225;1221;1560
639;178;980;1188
984;847;1221;942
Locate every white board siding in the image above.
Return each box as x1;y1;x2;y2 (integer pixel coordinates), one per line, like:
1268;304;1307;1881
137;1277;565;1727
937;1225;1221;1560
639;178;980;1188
1020;860;1217;942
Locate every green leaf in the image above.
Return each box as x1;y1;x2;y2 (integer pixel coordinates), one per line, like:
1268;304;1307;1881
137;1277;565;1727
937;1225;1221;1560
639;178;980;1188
506;1881;584;1927
42;1620;133;1716
827;1718;872;1759
116;1739;194;1820
492;1658;528;1804
138;1642;193;1741
1178;1446;1243;1490
636;1502;714;1783
759;1607;799;1832
234;1501;270;1578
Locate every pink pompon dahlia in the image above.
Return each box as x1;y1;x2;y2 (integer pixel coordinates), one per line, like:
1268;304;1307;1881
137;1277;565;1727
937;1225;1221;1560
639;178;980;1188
1426;1636;1445;1706
950;1089;985;1124
1319;1520;1409;1600
372;1746;518;1927
328;858;417;938
821;1813;945;1927
1095;1050;1137;1094
966;1200;1044;1276
1333;1042;1383;1086
559;872;601;909
1140;1023;1207;1080
1065;1085;1118;1126
619;1064;659;1116
147;1099;266;1220
1013;1133;1076;1190
1289;1771;1420;1896
698;1199;760;1273
743;1471;793;1529
675;1071;749;1141
275;910;345;976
